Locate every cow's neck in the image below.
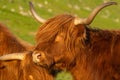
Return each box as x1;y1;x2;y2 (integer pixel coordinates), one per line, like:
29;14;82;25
70;28;118;80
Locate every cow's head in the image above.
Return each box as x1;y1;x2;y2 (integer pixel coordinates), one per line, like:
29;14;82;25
31;2;117;71
32;14;83;70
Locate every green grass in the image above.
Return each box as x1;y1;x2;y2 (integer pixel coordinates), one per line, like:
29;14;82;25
55;71;73;80
0;0;120;80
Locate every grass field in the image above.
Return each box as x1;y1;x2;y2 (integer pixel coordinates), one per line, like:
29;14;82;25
0;0;120;80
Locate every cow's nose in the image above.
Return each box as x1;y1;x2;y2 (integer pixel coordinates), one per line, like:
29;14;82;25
37;53;41;59
32;53;41;63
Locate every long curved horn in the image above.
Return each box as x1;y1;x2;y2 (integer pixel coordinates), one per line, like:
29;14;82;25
0;53;27;61
74;2;117;25
29;2;46;23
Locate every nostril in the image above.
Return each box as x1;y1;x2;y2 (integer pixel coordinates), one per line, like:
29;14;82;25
37;54;41;59
32;53;41;63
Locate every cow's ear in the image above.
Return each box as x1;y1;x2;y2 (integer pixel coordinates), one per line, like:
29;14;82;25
75;24;86;38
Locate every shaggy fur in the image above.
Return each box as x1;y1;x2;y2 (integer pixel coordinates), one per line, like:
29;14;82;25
33;14;120;80
0;23;31;55
0;23;53;80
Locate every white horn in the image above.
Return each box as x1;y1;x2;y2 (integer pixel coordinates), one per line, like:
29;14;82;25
29;1;46;23
74;1;117;25
0;53;28;61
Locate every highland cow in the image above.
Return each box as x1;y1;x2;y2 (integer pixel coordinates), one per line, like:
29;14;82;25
0;23;53;80
31;1;120;80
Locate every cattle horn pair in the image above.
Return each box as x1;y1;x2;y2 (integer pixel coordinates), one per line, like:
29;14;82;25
29;1;117;25
0;53;28;61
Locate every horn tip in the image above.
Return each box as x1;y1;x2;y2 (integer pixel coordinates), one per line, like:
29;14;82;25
111;2;117;5
107;1;118;5
29;1;33;8
29;1;32;5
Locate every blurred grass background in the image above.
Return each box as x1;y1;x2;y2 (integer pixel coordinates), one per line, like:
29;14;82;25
0;0;120;80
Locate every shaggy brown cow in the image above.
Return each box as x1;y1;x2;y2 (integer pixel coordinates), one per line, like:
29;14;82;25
0;23;32;56
30;1;120;80
0;23;53;80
